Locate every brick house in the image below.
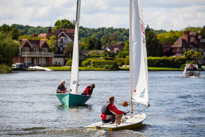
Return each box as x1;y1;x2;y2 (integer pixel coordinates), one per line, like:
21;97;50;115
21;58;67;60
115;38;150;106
162;42;174;56
14;39;54;66
39;27;74;66
172;31;205;57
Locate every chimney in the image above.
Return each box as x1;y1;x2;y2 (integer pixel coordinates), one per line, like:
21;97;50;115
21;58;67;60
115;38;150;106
184;31;189;42
32;33;35;40
48;26;52;33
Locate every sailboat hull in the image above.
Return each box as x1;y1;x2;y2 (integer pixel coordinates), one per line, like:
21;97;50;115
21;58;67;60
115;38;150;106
85;113;146;131
56;93;91;106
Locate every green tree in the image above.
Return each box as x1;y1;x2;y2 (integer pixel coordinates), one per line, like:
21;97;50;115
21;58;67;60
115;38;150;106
0;24;23;40
123;40;129;57
81;59;90;67
53;19;75;31
64;42;73;59
184;26;203;33
46;35;56;52
201;26;205;38
82;37;102;50
157;30;183;45
145;27;164;57
101;33;117;46
0;32;20;65
183;50;203;64
18;35;43;40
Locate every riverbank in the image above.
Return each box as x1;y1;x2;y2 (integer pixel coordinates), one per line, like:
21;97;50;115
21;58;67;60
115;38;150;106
0;64;12;73
45;66;184;71
9;65;205;72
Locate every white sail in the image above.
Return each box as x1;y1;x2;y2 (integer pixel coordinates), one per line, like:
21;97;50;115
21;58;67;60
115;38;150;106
70;0;81;94
129;0;149;106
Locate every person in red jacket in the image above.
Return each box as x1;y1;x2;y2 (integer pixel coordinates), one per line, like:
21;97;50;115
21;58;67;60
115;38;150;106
101;96;125;124
81;84;95;96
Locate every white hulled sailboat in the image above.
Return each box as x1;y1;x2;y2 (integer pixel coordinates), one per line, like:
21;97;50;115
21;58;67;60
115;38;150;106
85;0;149;131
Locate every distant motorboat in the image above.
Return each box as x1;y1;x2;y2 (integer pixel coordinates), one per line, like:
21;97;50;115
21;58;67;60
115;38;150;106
183;64;200;78
28;66;52;71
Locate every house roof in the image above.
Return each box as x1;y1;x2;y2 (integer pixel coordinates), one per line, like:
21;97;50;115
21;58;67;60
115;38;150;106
38;28;75;40
172;31;205;49
20;39;50;48
105;42;125;52
54;29;74;35
38;33;47;39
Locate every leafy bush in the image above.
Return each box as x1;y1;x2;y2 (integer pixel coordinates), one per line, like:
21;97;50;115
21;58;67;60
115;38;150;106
174;57;187;67
0;64;12;73
91;60;119;70
148;57;187;67
115;58;130;66
65;60;72;66
81;59;90;67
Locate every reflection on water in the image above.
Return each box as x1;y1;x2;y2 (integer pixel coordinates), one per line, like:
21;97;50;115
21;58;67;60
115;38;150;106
0;71;205;137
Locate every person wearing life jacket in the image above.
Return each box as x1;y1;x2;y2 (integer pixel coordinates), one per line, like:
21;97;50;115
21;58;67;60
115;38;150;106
81;84;95;96
101;96;125;124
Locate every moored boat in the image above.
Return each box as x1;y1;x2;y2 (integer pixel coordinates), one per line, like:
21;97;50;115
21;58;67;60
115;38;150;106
183;64;200;78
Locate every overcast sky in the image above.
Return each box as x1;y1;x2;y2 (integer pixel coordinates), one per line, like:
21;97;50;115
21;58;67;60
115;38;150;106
0;0;204;31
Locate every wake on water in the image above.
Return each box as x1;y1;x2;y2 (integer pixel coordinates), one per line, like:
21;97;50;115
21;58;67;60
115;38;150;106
5;126;148;137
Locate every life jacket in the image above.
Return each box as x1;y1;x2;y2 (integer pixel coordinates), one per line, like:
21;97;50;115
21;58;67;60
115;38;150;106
83;86;93;95
101;101;113;115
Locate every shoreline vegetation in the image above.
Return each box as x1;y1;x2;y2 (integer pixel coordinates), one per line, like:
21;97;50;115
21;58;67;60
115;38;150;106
0;64;12;73
2;66;205;73
45;66;184;71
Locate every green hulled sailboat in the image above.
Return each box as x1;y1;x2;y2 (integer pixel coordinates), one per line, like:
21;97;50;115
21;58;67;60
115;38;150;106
56;0;91;106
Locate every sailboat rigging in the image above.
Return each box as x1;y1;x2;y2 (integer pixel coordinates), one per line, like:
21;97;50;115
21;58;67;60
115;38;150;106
85;0;149;131
56;0;91;106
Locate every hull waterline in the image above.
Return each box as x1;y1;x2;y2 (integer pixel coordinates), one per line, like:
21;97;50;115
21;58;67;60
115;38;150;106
56;93;91;106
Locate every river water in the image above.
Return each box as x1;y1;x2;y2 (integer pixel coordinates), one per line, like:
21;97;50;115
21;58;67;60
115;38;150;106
0;71;204;137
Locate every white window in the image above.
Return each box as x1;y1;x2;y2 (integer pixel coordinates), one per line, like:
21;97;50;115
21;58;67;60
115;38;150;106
23;47;29;52
182;48;186;52
192;48;197;51
61;37;64;43
42;48;48;52
198;48;203;52
200;39;205;43
33;48;39;52
60;47;63;51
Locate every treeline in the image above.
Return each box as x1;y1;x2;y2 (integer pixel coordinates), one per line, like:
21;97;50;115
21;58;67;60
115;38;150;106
0;31;20;68
65;56;187;70
0;19;204;72
11;24;48;35
10;20;204;58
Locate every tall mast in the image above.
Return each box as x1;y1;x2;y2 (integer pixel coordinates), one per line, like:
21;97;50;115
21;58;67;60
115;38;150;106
129;0;133;117
70;0;81;94
130;0;149;112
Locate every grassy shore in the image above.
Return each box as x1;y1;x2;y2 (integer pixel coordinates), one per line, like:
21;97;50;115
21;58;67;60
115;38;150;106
148;67;183;71
0;64;12;73
120;67;183;71
46;66;183;71
46;66;109;71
